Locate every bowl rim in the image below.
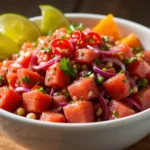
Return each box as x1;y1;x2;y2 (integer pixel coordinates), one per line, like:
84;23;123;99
1;13;150;129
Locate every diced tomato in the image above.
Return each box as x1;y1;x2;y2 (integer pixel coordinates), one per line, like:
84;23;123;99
51;28;67;40
21;42;33;51
75;49;100;64
132;88;150;110
143;51;150;64
53;95;68;107
128;58;150;79
13;51;32;69
40;111;66;123
17;68;44;88
23;90;52;113
113;44;134;59
45;63;70;88
63;101;94;123
37;50;54;65
0;60;14;81
108;100;135;120
0;87;21;112
106;68;116;74
68;77;98;100
103;73;131;100
6;72;18;88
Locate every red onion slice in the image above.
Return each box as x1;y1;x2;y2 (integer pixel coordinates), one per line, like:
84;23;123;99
50;87;55;96
98;94;108;121
15;87;31;92
52;107;63;112
102;58;126;72
125;98;143;111
58;102;69;107
87;45;118;55
33;55;61;70
93;64;116;77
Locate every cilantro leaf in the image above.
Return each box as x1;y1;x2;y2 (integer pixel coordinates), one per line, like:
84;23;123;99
22;76;31;83
125;57;137;65
38;87;46;93
59;58;75;77
138;79;148;88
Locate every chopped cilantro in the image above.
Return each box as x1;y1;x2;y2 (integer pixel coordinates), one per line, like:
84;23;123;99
101;43;111;50
22;76;31;83
122;79;126;83
0;76;4;83
120;69;125;73
102;36;110;43
38;87;46;93
113;111;119;118
66;23;85;34
138;79;148;88
60;58;75;77
136;52;144;58
133;47;143;53
65;92;70;98
94;58;100;65
125;57;137;64
97;76;104;84
40;47;52;53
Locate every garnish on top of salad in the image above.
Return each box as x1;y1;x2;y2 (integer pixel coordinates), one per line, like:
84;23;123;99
0;5;150;123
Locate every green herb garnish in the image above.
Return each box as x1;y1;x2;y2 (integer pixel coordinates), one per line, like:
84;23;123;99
113;111;119;118
22;76;31;83
38;87;46;93
138;79;148;88
125;57;137;64
102;36;110;43
97;76;104;84
67;23;85;34
60;57;75;77
0;76;4;83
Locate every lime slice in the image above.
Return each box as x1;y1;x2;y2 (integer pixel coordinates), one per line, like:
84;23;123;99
0;33;19;60
39;5;70;34
0;14;41;46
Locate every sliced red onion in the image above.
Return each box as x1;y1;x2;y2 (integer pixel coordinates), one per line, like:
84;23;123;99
15;87;31;92
50;87;55;96
33;55;61;70
93;64;116;77
58;102;69;107
87;45;118;55
52;107;63;112
128;76;136;87
10;63;22;69
98;94;108;120
30;46;41;67
102;58;126;72
125;98;143;111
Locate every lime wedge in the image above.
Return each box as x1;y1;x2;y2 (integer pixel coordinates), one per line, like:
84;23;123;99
0;33;19;60
39;5;70;34
0;14;41;46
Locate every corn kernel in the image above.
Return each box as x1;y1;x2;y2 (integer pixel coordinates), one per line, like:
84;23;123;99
16;108;25;116
96;108;103;116
26;113;36;119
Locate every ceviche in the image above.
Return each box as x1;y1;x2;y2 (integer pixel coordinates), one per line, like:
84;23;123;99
0;7;150;123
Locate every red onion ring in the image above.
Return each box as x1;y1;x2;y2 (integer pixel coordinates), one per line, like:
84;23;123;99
102;58;126;72
32;55;61;70
93;64;116;77
125;98;143;111
50;87;55;96
15;87;31;92
87;45;118;55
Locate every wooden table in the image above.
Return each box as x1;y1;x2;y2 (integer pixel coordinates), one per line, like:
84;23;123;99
0;0;150;149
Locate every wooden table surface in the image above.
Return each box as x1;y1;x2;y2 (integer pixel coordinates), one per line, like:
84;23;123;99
0;0;150;149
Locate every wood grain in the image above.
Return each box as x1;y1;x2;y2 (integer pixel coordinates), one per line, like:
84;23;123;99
0;133;150;150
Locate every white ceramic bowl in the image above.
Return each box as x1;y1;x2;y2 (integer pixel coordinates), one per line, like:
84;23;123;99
0;13;150;150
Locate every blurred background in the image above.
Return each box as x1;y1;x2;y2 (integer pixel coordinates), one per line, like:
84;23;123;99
0;0;149;27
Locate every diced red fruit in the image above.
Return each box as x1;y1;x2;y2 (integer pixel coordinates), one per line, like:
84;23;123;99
132;88;150;110
40;111;66;123
106;68;116;74
0;87;21;112
143;51;150;64
103;73;131;100
45;63;70;88
86;32;102;46
51;28;67;40
75;49;100;64
6;72;18;88
108;100;135;120
21;42;33;51
68;77;98;100
128;58;150;79
17;68;44;88
51;39;73;57
53;95;68;107
114;44;134;59
63;101;94;123
11;51;32;70
37;50;54;65
23;90;52;113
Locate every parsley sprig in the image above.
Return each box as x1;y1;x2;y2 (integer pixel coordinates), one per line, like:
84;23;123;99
59;58;75;77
